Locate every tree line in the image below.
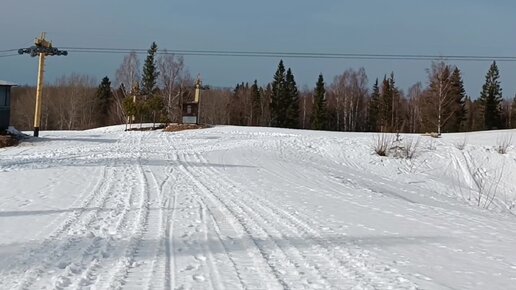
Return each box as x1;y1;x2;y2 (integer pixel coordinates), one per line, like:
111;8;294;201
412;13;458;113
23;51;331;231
10;42;516;133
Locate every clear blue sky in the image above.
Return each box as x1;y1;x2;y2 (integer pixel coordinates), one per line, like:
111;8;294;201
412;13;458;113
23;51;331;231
1;0;515;98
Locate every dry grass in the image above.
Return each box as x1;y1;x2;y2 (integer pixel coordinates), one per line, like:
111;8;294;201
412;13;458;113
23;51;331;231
372;134;392;157
402;137;421;159
496;134;512;154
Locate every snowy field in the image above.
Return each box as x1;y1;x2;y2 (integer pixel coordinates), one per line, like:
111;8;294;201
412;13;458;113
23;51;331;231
0;125;515;290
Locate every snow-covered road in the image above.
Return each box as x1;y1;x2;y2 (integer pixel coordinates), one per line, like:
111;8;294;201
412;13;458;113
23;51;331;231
1;126;515;289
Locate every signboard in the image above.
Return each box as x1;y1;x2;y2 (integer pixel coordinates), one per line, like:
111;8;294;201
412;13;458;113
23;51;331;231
182;116;198;124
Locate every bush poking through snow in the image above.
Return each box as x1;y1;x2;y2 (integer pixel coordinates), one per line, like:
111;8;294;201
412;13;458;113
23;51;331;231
473;163;505;209
402;137;421;159
458;155;506;209
373;134;392;156
426;138;437;151
455;135;468;150
496;134;512;154
372;134;420;159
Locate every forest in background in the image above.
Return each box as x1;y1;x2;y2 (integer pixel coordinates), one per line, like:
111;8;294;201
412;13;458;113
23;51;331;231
10;42;516;133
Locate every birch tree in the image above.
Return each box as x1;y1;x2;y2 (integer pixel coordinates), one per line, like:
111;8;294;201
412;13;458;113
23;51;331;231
115;51;140;93
425;61;454;135
158;52;186;122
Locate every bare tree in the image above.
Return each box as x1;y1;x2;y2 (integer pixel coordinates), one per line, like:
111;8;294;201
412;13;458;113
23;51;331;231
329;68;369;131
201;88;232;125
158;52;187;122
424;61;455;135
115;51;140;93
407;82;423;133
50;74;97;130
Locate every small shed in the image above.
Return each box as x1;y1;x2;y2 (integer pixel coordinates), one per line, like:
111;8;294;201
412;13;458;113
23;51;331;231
182;102;199;124
0;80;16;131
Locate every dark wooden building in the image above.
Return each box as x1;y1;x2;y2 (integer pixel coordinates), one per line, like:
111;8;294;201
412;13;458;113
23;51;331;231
0;80;16;131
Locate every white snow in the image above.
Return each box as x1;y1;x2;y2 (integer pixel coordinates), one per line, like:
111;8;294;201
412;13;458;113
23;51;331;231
0;126;515;289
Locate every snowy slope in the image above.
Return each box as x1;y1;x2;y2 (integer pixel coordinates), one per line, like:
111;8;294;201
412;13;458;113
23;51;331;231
0;126;515;289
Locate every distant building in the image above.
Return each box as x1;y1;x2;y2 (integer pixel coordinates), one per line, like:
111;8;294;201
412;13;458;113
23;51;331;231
0;80;16;131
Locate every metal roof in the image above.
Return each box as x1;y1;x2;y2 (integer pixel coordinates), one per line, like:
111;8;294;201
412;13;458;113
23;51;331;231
0;80;16;86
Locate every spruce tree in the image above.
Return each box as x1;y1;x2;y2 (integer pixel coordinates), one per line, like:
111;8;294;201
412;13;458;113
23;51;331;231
270;60;287;127
311;74;327;130
228;83;246;125
387;73;401;131
251;80;261;126
148;94;164;128
449;67;467;132
263;83;273;126
285;68;300;128
142;42;159;96
95;76;114;127
379;75;392;131
479;61;503;129
367;78;380;132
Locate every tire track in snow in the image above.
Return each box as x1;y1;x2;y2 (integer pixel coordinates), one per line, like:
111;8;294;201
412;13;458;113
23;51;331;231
24;133;151;289
297;153;516;270
239;136;516;287
63;161;146;289
170;160;236;290
193;152;418;290
106;132;177;289
180;153;339;289
10;163;117;290
162;167;177;290
107;160;152;290
144;165;177;290
177;160;285;289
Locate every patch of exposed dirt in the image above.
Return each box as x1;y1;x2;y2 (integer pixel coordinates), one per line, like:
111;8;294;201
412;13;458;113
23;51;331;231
0;134;19;148
125;124;167;131
163;123;210;132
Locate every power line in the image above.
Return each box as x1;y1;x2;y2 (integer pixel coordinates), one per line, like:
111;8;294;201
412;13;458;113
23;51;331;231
4;45;516;62
0;48;18;53
0;54;19;58
59;46;516;62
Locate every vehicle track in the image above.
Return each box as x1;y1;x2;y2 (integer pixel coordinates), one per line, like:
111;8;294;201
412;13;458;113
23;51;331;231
3;161;115;290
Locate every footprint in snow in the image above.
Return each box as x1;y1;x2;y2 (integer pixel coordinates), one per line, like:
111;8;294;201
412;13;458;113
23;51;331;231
193;274;205;282
194;255;207;261
182;265;195;272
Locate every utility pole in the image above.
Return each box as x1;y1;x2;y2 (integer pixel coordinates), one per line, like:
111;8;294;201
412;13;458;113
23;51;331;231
194;76;209;124
18;33;68;137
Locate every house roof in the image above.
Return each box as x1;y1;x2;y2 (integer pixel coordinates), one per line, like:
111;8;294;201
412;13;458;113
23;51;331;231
0;80;16;86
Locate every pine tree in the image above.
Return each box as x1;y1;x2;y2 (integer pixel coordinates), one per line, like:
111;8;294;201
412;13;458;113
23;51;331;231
285;68;300;129
141;42;159;96
367;78;380;132
449;67;467;132
250;80;261;126
479;61;503;129
311;74;327;130
270;60;287;127
95;76;114;127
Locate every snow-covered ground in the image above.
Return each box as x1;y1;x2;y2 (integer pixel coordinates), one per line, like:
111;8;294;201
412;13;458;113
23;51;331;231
0;125;515;289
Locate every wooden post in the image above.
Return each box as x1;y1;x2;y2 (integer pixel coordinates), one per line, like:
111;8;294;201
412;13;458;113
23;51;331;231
33;51;46;137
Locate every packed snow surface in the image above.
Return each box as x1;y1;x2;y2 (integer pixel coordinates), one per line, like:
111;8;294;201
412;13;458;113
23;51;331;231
0;125;515;289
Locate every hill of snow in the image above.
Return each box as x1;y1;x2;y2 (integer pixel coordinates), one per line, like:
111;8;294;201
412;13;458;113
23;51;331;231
0;126;515;289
